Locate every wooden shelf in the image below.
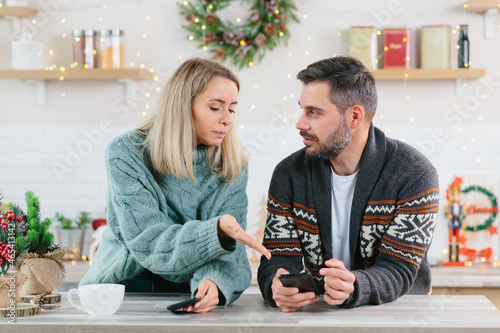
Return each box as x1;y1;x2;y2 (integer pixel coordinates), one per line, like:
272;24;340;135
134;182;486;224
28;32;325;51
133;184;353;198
466;0;500;13
371;69;486;96
371;69;486;80
0;68;154;80
0;6;37;17
0;69;154;106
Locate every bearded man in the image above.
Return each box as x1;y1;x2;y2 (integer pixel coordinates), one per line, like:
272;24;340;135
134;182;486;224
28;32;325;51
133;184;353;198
257;56;440;311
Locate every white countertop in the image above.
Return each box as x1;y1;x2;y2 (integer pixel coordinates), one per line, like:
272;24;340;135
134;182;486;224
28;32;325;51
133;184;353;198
7;293;500;332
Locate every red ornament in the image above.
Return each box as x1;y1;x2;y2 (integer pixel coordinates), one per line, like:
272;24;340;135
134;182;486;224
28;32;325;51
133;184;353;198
487;225;499;236
456;233;467;245
282;24;287;31
451;176;464;187
276;14;280;19
204;39;211;45
92;218;107;230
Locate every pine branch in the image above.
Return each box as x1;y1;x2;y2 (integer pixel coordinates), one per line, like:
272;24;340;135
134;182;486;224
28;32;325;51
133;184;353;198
41;233;54;249
8;202;25;218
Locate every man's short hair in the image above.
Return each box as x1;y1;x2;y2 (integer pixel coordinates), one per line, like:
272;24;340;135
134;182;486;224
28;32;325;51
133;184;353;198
297;56;377;121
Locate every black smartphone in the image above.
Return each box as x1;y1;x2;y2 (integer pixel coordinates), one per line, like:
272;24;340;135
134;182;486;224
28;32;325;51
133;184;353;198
278;272;319;295
166;297;201;312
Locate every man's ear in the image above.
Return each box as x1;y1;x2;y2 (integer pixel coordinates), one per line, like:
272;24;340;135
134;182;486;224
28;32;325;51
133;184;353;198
348;105;364;129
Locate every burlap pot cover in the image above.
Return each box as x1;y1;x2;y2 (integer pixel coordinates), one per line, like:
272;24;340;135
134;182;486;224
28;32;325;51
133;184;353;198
19;248;72;295
0;272;26;308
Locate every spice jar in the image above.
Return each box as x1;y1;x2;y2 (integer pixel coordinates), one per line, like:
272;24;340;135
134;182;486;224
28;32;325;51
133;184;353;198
98;29;124;69
72;29;97;69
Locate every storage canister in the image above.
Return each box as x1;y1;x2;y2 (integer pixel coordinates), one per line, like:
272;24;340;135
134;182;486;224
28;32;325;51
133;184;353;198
383;27;411;69
421;25;451;69
349;26;378;70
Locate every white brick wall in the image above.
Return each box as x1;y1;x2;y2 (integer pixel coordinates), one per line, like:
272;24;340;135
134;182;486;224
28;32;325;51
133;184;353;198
0;0;499;265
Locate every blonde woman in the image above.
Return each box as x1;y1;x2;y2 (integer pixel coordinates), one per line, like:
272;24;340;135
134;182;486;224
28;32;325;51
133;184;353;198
80;58;270;313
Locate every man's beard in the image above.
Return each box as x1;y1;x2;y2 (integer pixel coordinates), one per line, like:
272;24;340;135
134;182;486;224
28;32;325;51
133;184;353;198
301;116;352;160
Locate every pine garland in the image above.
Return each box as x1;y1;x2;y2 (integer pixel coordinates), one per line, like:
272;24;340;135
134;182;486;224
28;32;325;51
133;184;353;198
178;0;299;69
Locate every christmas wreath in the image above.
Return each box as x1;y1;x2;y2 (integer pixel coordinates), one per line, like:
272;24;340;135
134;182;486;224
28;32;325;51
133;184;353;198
462;185;498;232
178;0;299;69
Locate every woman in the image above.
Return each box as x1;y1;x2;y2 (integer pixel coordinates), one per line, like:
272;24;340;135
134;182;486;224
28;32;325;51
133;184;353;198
80;58;270;313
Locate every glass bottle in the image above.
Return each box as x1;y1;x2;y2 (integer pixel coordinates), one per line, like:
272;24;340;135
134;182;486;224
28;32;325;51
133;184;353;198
458;25;469;68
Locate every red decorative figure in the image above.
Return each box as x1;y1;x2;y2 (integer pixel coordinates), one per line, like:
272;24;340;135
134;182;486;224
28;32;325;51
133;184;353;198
444;177;467;263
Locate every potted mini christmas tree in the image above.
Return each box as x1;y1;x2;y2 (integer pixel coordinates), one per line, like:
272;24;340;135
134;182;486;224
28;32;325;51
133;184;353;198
16;191;71;296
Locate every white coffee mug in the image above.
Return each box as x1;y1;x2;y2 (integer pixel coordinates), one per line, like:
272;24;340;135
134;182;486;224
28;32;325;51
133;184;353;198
68;284;125;316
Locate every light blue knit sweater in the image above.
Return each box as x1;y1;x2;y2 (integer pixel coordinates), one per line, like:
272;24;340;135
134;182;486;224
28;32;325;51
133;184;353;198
80;131;251;306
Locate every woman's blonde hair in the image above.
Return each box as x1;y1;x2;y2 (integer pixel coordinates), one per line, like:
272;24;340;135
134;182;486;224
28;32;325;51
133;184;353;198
135;58;248;183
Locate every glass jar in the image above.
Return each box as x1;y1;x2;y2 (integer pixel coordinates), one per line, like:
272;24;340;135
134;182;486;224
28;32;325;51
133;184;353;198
11;33;44;70
72;29;97;69
98;29;124;69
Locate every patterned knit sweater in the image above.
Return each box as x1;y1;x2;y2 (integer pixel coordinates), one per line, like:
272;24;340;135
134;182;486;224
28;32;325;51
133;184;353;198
80;131;251;307
257;125;439;308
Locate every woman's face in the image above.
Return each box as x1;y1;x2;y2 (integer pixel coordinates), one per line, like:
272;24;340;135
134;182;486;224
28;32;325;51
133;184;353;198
191;76;238;146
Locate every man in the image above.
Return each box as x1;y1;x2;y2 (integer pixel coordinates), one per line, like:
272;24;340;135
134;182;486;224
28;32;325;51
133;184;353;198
257;56;439;311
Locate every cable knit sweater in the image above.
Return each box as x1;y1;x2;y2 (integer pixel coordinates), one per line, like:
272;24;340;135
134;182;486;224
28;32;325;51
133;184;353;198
257;124;439;308
80;131;251;307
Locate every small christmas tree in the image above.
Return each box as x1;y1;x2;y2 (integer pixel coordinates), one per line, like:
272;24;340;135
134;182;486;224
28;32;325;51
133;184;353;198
21;191;58;255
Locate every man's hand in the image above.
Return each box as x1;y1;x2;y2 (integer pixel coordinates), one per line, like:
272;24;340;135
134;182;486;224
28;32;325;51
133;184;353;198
320;259;355;305
271;268;319;312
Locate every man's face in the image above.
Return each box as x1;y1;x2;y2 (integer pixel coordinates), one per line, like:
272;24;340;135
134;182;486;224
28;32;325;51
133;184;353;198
297;82;352;159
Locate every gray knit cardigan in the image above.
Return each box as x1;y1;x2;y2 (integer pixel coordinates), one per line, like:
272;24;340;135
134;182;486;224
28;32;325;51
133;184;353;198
258;124;439;308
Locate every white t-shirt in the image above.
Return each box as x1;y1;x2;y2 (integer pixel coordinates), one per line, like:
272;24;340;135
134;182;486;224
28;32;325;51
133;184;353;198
331;168;358;270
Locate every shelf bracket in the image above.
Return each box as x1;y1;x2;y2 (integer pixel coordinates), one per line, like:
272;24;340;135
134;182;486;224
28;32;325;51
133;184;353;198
118;79;136;107
483;8;498;39
455;78;465;97
25;79;46;106
4;16;21;36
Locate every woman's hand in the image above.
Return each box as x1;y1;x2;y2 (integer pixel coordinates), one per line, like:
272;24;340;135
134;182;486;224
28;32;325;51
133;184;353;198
185;279;219;313
218;214;271;260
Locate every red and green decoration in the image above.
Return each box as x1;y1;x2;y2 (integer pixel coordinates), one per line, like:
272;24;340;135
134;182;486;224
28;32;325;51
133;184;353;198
178;0;299;69
462;184;498;234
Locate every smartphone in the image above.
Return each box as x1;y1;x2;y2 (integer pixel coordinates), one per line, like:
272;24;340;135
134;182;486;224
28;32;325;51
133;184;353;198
166;297;201;312
278;272;319;295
